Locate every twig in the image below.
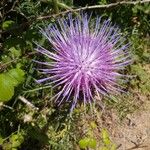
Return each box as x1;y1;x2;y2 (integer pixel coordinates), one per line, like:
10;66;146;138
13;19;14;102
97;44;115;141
126;145;148;150
126;139;148;150
1;0;150;34
116;144;122;149
23;85;52;93
5;0;19;15
37;0;150;20
18;96;39;110
0;102;13;110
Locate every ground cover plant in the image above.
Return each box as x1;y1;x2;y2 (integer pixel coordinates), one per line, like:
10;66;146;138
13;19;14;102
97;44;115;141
0;0;150;150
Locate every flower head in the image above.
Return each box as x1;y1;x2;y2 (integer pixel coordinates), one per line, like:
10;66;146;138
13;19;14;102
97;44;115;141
35;13;132;110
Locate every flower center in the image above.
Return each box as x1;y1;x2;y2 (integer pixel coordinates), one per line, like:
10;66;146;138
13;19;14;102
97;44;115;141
77;60;93;75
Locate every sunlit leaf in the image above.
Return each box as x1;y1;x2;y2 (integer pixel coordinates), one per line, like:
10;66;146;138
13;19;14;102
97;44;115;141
79;138;90;149
101;129;111;146
2;20;15;30
0;67;25;102
0;74;14;102
7;67;25;87
88;138;97;149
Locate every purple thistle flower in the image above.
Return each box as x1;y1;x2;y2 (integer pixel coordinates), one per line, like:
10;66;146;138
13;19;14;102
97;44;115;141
35;13;132;111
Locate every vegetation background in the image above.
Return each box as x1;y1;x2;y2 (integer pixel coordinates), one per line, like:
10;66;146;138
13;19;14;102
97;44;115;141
0;0;150;149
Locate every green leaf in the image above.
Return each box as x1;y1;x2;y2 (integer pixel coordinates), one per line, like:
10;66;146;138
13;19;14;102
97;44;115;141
90;121;97;129
9;47;21;58
101;129;111;146
79;138;90;149
88;138;97;149
7;68;25;87
10;133;24;148
0;74;14;102
10;135;20;148
2;20;15;30
79;137;97;149
0;67;25;102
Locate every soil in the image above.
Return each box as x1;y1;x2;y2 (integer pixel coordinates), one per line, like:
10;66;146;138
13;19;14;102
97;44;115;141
111;98;150;150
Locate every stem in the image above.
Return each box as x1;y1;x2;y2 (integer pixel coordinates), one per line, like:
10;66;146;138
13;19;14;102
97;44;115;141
18;96;39;110
23;85;52;93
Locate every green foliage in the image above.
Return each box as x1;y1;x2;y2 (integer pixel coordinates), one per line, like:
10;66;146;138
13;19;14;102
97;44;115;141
0;66;25;102
1;131;25;150
101;129;111;145
100;129;116;150
79;137;97;149
9;47;22;58
0;0;150;149
8;66;25;86
78;128;116;150
0;74;14;102
98;0;107;5
131;64;150;94
132;3;150;14
2;20;15;30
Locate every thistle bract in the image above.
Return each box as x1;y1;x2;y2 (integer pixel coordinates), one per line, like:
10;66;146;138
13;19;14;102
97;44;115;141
35;13;132;110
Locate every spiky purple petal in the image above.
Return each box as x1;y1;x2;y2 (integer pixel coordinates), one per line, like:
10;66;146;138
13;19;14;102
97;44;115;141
35;13;132;110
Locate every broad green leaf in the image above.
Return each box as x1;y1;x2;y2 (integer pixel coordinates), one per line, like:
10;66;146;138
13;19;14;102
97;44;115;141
0;67;25;102
0;74;14;102
7;68;25;87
